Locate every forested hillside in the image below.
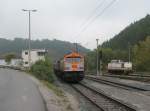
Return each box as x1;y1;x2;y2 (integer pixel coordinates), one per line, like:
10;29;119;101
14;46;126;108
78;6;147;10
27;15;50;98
86;14;150;72
0;38;89;60
102;15;150;50
132;36;150;71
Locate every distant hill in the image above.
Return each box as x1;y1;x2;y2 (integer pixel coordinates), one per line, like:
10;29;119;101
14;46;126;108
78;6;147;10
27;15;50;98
102;14;150;50
0;38;90;60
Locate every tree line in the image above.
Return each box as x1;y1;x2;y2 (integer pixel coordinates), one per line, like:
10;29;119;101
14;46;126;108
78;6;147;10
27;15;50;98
0;38;89;60
85;15;150;72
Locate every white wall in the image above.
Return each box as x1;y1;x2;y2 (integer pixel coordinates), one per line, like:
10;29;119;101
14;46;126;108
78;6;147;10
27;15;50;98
22;49;46;67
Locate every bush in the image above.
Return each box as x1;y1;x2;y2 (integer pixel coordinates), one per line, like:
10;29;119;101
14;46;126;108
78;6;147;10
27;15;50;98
30;57;55;83
4;53;16;64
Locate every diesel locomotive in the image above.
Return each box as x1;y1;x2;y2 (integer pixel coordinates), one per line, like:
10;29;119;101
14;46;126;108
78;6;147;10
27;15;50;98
54;52;84;82
108;60;132;74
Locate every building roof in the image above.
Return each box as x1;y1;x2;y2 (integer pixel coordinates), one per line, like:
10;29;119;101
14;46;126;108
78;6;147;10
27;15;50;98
22;49;48;52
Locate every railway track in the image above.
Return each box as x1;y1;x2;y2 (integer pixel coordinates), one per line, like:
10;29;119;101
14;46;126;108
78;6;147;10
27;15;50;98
71;82;136;111
85;76;149;91
103;74;150;82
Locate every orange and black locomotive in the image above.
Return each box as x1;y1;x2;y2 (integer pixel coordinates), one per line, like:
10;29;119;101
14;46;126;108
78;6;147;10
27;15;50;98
54;52;84;82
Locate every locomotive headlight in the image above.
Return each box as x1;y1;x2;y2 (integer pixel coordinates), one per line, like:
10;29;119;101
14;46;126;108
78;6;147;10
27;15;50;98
65;67;70;70
78;63;84;69
79;67;84;69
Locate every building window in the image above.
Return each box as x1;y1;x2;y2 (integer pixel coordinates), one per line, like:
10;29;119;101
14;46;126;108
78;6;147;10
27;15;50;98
25;52;28;55
25;62;28;64
37;52;45;56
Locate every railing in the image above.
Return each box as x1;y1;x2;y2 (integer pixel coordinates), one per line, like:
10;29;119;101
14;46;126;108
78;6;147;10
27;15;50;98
0;65;26;71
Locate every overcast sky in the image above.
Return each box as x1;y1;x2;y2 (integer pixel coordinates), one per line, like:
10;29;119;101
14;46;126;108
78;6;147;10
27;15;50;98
0;0;150;49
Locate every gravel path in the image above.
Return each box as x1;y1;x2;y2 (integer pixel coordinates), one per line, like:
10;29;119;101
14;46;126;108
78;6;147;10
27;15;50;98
29;75;80;111
55;79;101;111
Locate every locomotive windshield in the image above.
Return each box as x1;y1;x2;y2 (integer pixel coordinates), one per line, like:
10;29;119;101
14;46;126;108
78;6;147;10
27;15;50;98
65;57;81;62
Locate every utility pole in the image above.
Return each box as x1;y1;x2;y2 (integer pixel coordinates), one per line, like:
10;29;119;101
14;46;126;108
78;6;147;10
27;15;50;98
99;49;102;76
74;43;80;53
128;42;131;62
73;43;77;52
22;9;37;68
96;39;99;76
76;43;78;53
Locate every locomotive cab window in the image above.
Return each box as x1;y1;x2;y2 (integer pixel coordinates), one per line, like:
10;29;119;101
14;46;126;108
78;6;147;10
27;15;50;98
72;58;81;62
65;58;72;63
65;57;81;62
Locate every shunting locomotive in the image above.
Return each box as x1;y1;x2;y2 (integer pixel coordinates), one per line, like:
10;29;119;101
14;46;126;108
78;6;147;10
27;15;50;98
54;52;84;82
108;60;132;74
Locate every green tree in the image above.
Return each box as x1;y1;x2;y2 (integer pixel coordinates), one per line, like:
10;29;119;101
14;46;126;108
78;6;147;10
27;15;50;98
30;57;55;83
4;53;16;64
133;36;150;71
85;50;96;72
0;38;89;61
85;48;129;71
102;14;150;50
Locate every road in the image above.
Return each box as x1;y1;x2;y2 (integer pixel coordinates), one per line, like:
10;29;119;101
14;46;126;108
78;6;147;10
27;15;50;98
0;68;46;111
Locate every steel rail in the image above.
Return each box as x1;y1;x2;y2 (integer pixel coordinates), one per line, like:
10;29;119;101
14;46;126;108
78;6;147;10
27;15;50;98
85;76;149;91
71;82;137;111
103;74;150;80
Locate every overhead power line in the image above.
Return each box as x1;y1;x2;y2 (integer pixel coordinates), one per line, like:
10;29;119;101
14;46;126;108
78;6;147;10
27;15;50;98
73;0;117;38
79;0;106;28
72;0;105;40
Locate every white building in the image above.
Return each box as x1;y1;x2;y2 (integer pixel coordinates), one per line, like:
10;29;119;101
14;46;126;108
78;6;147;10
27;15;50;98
22;49;48;67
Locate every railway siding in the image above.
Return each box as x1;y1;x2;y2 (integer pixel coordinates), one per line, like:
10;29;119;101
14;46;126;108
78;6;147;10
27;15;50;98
103;74;150;82
86;75;150;91
85;76;150;91
72;82;136;111
84;75;150;111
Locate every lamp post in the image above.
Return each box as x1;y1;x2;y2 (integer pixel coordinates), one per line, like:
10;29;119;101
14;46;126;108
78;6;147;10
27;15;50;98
22;9;37;68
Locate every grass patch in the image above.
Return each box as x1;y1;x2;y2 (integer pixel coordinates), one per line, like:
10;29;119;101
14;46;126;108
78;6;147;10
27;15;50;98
43;81;65;97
